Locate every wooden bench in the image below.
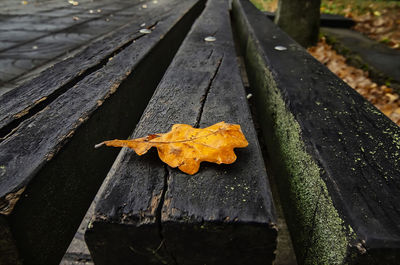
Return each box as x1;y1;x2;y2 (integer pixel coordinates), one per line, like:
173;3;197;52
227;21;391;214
3;0;400;264
0;0;204;263
84;0;277;264
232;0;400;264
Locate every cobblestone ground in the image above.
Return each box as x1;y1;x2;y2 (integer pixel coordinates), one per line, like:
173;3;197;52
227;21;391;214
0;0;145;96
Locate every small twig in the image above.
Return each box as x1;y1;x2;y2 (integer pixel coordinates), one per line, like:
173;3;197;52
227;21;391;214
94;142;105;148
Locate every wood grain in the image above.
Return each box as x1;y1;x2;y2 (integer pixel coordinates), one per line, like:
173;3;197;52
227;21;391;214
0;0;202;264
0;0;177;133
86;0;276;264
232;0;400;264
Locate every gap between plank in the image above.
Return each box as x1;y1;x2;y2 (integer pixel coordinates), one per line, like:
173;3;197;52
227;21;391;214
154;27;224;265
194;54;224;128
0;23;157;142
156;166;179;265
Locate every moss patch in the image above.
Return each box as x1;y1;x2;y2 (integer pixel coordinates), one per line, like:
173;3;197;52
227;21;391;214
243;32;355;264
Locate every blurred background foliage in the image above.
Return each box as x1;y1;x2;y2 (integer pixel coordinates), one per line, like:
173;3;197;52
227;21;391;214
250;0;400;125
250;0;400;49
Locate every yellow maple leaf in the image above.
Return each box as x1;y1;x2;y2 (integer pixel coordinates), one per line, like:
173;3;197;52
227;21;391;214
95;122;248;175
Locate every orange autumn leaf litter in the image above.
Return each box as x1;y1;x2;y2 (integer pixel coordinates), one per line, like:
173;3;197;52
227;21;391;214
308;38;400;126
95;122;248;175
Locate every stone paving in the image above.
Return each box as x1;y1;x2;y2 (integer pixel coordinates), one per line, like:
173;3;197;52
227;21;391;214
0;0;147;96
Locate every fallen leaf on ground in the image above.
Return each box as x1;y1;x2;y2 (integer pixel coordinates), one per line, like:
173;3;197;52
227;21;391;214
354;8;400;50
95;122;248;175
308;38;400;126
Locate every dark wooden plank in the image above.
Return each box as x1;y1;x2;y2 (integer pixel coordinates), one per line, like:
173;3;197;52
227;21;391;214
0;0;171;133
0;1;146;91
85;0;277;264
160;1;276;264
232;0;400;264
0;0;204;264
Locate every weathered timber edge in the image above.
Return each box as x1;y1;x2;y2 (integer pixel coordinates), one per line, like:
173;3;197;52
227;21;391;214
0;0;204;264
86;0;276;264
232;0;400;264
0;0;152;132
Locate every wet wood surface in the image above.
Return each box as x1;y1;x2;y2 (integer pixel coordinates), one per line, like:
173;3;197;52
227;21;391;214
0;0;203;263
0;0;148;95
233;0;400;264
86;0;277;264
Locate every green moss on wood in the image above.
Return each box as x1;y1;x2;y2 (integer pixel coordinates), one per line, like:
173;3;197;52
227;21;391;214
242;30;355;264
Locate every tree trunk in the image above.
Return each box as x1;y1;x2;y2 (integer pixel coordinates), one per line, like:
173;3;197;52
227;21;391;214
275;0;321;47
